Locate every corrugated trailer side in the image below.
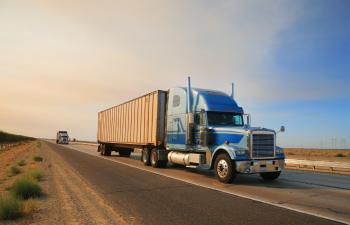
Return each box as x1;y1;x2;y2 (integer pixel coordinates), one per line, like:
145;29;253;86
98;90;167;148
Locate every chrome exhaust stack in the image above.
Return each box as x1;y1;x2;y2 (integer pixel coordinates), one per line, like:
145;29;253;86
187;77;192;113
186;77;194;145
231;83;234;99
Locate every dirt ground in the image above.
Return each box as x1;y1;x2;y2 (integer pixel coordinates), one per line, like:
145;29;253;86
0;141;127;225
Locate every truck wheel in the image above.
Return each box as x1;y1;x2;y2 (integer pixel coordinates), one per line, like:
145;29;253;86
100;144;104;155
150;148;168;168
142;148;151;166
214;153;236;183
104;145;111;156
259;171;281;180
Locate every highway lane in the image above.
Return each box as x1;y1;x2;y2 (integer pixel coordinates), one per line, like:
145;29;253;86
46;141;350;224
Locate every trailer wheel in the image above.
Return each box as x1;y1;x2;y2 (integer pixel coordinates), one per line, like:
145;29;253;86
259;171;281;180
142;148;151;166
150;148;168;168
100;144;104;155
104;144;111;156
214;153;236;183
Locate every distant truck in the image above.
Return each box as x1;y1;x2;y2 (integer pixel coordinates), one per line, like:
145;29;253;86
56;131;69;144
97;78;285;183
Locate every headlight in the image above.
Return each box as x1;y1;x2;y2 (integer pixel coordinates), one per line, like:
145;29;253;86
276;149;284;155
235;150;246;156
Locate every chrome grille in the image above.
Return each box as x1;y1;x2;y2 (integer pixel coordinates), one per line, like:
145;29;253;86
252;134;274;158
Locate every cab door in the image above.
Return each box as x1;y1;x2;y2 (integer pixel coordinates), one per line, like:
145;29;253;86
194;111;206;146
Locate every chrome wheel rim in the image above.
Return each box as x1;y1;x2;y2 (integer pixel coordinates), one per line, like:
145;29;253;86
217;159;228;178
143;151;147;162
151;152;156;164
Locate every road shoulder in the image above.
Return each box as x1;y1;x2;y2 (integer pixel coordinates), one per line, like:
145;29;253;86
23;141;127;224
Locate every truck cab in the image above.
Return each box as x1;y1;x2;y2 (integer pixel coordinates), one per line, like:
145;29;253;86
165;86;285;183
56;131;69;144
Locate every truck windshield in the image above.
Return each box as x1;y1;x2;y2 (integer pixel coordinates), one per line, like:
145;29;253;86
207;112;243;126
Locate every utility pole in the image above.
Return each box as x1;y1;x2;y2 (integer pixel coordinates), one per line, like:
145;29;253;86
321;140;322;149
335;138;337;149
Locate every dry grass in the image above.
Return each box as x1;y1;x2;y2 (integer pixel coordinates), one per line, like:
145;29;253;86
17;160;26;166
32;155;43;162
23;198;39;216
0;195;23;220
284;148;350;157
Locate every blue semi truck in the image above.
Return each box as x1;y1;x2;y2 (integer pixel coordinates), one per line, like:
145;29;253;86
98;78;285;183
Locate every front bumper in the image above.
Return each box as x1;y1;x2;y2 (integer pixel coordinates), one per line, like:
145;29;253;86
236;159;284;174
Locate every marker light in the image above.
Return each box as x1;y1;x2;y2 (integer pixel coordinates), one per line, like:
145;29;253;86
228;109;230;111
225;141;229;145
276;149;284;155
223;109;225;111
232;110;235;111
212;108;215;110
235;150;246;156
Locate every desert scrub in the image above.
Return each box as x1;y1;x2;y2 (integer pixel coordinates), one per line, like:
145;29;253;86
0;195;23;220
8;166;20;177
10;178;42;199
23;198;39;215
22;169;43;181
36;140;41;149
32;155;43;162
336;153;345;157
17;160;26;166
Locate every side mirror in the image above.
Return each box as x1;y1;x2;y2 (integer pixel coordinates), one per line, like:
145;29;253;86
243;124;249;131
280;126;285;132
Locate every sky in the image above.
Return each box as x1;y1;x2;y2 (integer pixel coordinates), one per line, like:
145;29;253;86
0;0;349;149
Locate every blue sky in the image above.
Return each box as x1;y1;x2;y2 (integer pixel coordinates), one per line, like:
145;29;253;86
0;0;349;148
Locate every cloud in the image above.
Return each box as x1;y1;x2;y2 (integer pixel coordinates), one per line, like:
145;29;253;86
0;0;348;140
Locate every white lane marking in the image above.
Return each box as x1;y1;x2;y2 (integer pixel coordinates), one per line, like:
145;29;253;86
50;142;349;225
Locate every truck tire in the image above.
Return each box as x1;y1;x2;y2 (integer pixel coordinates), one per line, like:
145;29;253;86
104;144;111;156
142;148;151;166
259;171;281;180
100;144;104;155
150;148;168;168
214;153;236;183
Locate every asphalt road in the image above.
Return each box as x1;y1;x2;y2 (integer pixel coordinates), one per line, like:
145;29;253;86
45;141;350;224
